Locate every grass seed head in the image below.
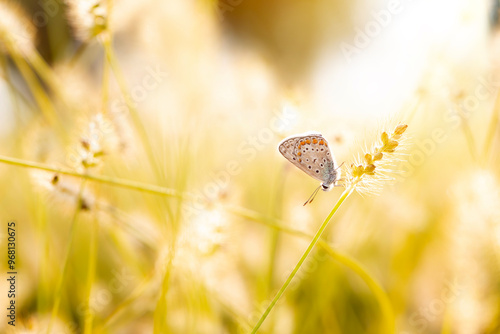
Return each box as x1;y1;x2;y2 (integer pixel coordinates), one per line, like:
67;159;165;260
65;0;109;41
345;123;409;195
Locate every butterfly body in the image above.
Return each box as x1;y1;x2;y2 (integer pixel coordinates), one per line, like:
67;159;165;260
278;132;340;192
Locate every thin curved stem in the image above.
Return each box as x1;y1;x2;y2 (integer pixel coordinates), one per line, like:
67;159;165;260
482;89;500;164
318;240;395;333
47;180;87;334
2;36;60;130
0;155;182;198
250;186;353;333
228;200;394;333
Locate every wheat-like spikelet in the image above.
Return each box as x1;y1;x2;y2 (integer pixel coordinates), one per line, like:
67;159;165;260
65;0;108;41
67;113;118;173
32;171;94;211
344;124;408;195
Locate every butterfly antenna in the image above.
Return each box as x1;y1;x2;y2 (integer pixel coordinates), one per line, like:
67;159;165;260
303;185;321;206
335;161;345;171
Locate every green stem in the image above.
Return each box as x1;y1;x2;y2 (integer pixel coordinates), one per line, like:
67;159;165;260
460;116;477;161
405;93;422;124
28;51;63;100
318;240;395;333
3;37;60;129
101;50;110;113
226;203;394;333
102;32;176;228
35;193;49;313
102;36;161;182
153;250;175;334
482;89;500;164
94;271;155;333
83;212;99;334
68;41;90;68
1;55;24;126
47;180;87;334
250;186;353;333
0;155;181;198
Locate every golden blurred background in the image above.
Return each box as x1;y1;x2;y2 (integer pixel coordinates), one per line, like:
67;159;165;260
1;0;500;333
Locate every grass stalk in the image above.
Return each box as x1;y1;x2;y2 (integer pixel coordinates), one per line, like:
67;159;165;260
1;35;60;130
35;193;49;313
47;180;87;334
102;29;179;328
250;186;354;333
94;271;155;333
28;51;64;100
0;155;182;198
83;210;100;334
482;88;500;164
226;203;394;333
101;36;161;181
460;116;477;161
153;252;175;334
317;240;395;333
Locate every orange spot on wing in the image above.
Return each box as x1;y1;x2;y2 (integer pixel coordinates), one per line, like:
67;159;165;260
319;140;324;145
298;158;302;162
300;141;305;145
306;139;311;144
313;139;318;144
297;152;302;156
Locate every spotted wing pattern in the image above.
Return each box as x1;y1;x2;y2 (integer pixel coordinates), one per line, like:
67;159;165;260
278;133;339;186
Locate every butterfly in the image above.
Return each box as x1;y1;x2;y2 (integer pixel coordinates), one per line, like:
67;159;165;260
278;132;342;205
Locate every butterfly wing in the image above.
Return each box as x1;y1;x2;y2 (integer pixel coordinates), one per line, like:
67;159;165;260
278;133;340;185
